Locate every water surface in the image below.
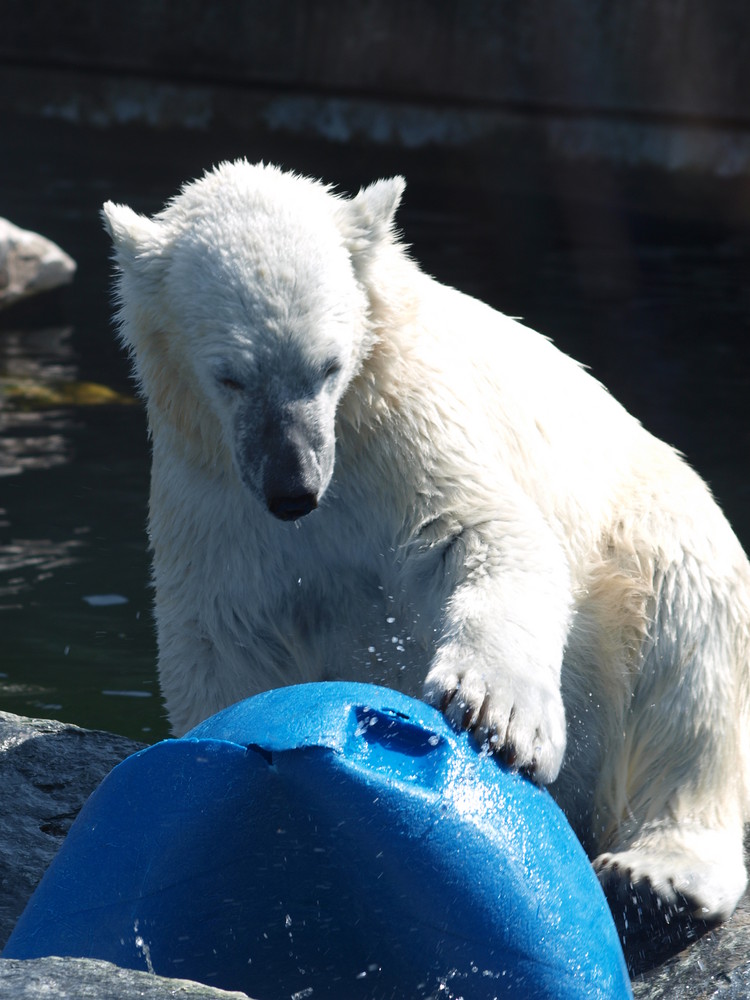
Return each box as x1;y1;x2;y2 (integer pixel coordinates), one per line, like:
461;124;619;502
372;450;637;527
1;116;749;740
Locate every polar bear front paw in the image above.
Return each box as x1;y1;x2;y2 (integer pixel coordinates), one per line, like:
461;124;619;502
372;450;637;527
423;659;566;784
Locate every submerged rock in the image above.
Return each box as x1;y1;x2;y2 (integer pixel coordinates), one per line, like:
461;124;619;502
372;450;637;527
0;377;136;408
0;218;76;309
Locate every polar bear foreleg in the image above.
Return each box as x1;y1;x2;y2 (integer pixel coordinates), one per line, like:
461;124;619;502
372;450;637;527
421;503;573;784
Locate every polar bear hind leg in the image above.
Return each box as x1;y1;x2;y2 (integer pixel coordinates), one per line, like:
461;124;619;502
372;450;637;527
591;552;749;969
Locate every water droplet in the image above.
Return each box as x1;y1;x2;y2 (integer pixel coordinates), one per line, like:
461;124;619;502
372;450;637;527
83;593;128;607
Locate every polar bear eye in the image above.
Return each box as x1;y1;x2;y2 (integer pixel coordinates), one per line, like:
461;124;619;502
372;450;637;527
218;375;244;392
323;359;342;380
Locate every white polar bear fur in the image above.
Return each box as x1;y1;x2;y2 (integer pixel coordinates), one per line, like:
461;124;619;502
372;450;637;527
103;160;750;926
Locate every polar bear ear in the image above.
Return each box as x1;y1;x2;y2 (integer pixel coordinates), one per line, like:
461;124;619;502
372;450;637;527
101;201;169;279
336;177;405;267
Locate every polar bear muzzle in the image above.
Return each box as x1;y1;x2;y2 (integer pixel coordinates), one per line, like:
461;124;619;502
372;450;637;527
234;395;334;521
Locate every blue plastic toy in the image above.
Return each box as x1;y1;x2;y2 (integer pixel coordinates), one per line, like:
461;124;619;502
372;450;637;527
3;682;631;998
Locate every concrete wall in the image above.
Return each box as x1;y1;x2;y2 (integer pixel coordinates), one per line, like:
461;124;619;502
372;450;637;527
2;1;750;197
3;1;749;122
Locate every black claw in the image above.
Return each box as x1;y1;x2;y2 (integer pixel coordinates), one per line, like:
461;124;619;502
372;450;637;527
519;758;538;781
440;690;455;714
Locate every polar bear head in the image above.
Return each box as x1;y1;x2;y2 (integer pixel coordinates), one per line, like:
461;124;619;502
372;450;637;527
102;161;404;520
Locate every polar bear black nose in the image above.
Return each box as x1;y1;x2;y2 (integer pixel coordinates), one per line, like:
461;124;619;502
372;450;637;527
268;492;318;521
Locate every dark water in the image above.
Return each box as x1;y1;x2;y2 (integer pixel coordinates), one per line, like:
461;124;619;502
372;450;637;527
1;114;749;741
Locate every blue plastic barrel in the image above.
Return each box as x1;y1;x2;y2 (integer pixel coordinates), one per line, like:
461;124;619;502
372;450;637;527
3;682;631;999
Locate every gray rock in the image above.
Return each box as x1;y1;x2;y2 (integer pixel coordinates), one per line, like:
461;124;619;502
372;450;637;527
0;218;76;309
0;957;250;999
0;710;143;949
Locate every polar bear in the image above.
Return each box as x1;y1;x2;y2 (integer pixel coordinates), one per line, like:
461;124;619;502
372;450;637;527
103;160;750;958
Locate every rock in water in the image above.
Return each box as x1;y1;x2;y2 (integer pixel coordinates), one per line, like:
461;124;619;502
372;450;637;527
0;957;251;999
0;218;76;309
0;711;143;948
